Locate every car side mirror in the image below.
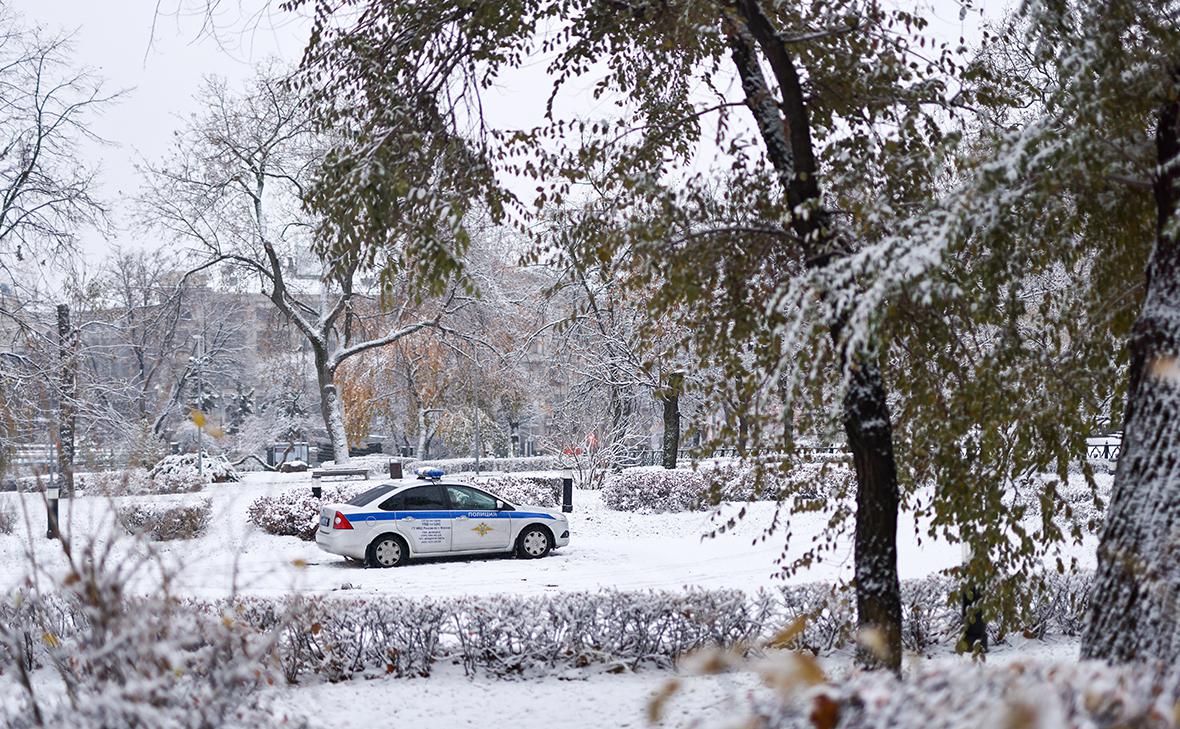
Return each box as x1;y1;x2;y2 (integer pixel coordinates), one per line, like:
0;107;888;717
496;499;512;511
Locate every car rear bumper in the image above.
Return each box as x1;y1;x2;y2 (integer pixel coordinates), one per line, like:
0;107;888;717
315;528;366;560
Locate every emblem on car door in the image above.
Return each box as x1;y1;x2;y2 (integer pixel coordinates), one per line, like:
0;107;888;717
473;522;493;537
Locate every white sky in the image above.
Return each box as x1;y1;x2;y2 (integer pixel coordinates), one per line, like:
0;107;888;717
7;0;988;264
7;0;309;260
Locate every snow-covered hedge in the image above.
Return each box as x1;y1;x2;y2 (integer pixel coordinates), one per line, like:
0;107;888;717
76;467;207;496
602;462;854;512
738;660;1180;729
149;452;241;484
117;499;212;541
0;582;281;728
232;588;766;681
774;571;1092;656
4;587;767;683
413;455;566;475
476;472;563;507
247;485;366;541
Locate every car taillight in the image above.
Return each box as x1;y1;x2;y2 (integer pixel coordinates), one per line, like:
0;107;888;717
333;511;353;530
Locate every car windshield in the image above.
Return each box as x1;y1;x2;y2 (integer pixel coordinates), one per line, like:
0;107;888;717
346;484;395;506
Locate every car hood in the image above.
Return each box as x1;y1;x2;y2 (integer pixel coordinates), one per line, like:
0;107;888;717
511;505;567;520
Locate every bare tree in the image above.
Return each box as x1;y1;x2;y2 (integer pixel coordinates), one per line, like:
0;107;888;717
0;14;112;265
138;66;460;463
0;10;113;477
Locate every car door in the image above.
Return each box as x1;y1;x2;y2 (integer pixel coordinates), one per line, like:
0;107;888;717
445;484;514;552
388;484;452;554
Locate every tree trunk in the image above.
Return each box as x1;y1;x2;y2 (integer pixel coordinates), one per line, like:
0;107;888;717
56;304;76;496
721;0;904;670
660;372;683;469
1082;88;1180;663
417;407;441;459
315;350;350;464
840;345;903;672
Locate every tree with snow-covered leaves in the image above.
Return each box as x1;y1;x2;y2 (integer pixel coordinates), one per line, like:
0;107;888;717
280;0;983;670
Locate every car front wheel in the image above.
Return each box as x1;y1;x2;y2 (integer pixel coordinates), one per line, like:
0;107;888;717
517;526;552;559
367;534;407;568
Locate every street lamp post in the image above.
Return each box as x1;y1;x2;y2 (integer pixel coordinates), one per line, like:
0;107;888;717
193;335;204;477
46;483;60;540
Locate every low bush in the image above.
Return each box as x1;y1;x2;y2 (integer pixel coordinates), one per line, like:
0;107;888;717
76;468;152;496
476;472;563;507
0;563;281;728
117;499;212;541
772;571;1091;656
247;485;365;541
602;462;854;513
150;452;240;484
1;570;1095;690
741;661;1179;729
77;467;207;496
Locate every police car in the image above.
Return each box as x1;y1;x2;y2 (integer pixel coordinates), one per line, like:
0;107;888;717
315;469;571;567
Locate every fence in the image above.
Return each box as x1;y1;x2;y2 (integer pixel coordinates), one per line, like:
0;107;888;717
622;439;1124;469
617;445;850;468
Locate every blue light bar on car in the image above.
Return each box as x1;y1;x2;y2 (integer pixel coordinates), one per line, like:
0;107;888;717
417;467;445;480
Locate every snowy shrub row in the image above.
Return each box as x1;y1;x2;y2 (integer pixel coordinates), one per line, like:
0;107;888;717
246;484;366;541
3;587;767;683
76;457;234;496
1;572;1095;694
150;452;241;483
736;660;1178;729
116;499;212;541
0;580;282;728
475;472;563;507
602;462;854;513
232;588;766;681
775;570;1092;656
413;455;567;475
76;467;208;496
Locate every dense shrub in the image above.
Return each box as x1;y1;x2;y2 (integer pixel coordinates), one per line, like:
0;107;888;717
773;571;1092;656
117;499;212;541
0;563;281;728
1;571;1096;692
76;467;207;496
476;472;563;507
247;485;366;541
150;452;241;484
741;661;1180;729
602;462;855;512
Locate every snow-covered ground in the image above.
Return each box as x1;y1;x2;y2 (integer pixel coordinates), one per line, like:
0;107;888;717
261;637;1082;729
0;469;1103;728
0;470;1101;600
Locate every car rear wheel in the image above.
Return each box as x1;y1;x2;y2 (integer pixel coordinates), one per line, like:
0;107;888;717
367;534;407;568
517;526;552;559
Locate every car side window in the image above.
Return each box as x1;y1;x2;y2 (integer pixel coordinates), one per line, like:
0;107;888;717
445;485;498;511
400;485;447;511
378;493;403;511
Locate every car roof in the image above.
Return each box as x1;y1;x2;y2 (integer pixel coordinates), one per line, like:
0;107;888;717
352;479;506;503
